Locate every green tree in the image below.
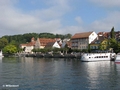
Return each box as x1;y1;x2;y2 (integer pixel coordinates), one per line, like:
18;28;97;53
108;38;118;53
110;27;115;39
3;44;17;54
99;43;102;50
64;34;72;38
88;44;91;53
0;38;8;49
117;42;120;53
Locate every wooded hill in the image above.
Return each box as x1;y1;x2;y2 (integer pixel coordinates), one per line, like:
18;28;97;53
1;32;72;44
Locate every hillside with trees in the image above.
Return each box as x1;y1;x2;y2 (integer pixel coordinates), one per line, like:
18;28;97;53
1;33;72;44
1;28;120;54
0;33;72;54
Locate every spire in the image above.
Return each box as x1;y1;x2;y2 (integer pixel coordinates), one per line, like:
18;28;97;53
31;37;35;42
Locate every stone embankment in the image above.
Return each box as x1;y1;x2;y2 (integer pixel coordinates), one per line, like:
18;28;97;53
17;52;81;59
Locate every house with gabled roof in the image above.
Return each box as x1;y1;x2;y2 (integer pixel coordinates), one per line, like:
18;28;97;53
71;31;97;50
34;38;61;49
20;37;36;53
45;41;61;48
90;32;112;51
90;35;105;50
61;39;71;48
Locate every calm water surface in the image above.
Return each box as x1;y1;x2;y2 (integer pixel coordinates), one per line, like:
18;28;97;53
0;57;120;90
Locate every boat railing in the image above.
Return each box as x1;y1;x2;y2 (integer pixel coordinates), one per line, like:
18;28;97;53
82;52;113;56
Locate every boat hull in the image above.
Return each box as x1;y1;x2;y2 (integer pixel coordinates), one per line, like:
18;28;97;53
115;54;120;64
0;50;3;57
81;53;113;62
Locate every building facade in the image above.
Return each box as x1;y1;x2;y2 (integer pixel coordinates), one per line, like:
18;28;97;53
20;37;36;53
71;31;97;50
90;32;110;51
34;38;57;49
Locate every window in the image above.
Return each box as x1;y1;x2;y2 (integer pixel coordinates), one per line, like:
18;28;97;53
90;46;92;49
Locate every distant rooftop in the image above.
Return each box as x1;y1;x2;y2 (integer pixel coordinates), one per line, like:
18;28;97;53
71;31;93;39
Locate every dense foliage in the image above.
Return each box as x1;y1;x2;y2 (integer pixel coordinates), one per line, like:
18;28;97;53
0;32;72;54
110;27;115;39
1;29;120;54
0;38;8;49
2;33;72;44
108;27;120;53
108;38;120;53
3;44;17;54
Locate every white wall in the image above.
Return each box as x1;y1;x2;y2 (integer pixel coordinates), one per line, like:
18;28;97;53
53;42;60;48
89;32;98;44
25;46;34;53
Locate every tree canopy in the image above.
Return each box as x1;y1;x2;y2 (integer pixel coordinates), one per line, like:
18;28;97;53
110;27;115;39
0;32;72;54
3;44;17;54
2;32;72;44
0;38;8;49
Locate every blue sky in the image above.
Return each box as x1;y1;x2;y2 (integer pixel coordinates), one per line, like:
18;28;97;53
0;0;120;37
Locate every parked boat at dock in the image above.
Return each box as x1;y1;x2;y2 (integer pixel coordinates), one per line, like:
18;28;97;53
0;50;4;57
115;53;120;63
81;52;116;62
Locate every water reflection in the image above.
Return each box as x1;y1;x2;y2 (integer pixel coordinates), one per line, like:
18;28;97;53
0;57;2;63
0;57;120;90
82;61;120;90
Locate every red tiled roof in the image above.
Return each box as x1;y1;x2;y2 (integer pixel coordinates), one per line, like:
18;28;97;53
21;38;59;47
20;44;27;46
97;32;110;38
20;41;36;47
45;42;55;48
39;38;56;46
71;31;93;39
26;41;36;46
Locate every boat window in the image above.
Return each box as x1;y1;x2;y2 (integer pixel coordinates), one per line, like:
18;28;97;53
105;56;108;58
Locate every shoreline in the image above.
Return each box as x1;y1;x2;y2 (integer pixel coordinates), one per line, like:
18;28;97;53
16;53;82;59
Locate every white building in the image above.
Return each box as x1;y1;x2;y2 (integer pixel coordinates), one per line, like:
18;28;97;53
71;31;97;50
20;37;36;53
45;41;61;48
61;39;70;48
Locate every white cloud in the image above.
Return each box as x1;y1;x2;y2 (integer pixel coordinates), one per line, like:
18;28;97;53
89;0;120;7
0;0;18;6
32;0;71;20
0;0;71;36
75;16;83;24
56;26;85;35
2;0;120;38
90;11;120;32
88;0;120;33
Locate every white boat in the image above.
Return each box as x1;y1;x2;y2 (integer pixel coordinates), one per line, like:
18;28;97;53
115;53;120;63
81;53;116;62
0;50;4;57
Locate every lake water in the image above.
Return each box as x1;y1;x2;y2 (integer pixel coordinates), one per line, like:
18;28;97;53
0;57;120;90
